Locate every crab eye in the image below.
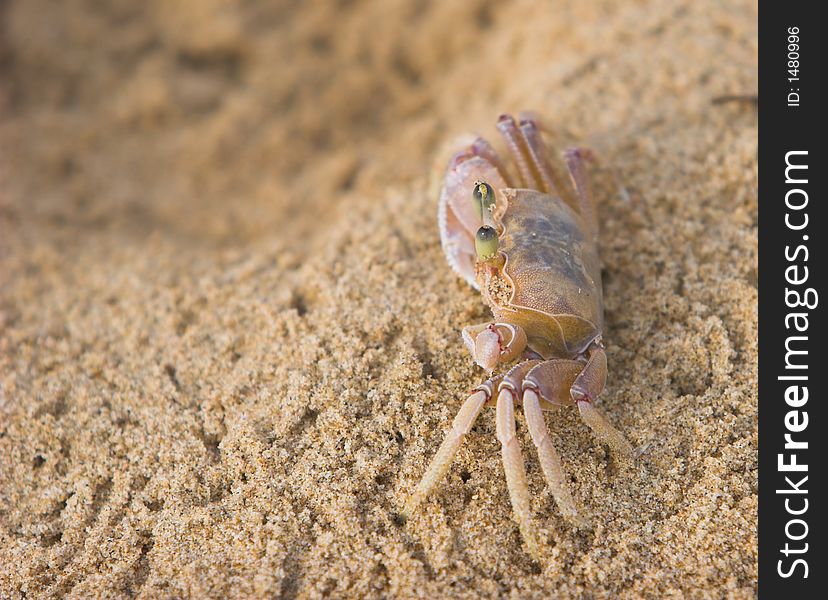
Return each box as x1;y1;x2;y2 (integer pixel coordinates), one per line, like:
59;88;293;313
472;181;496;221
475;225;499;259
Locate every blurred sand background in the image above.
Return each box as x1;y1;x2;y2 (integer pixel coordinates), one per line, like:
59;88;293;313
1;0;757;598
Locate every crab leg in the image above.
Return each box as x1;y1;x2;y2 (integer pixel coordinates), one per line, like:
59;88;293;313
523;388;588;527
404;387;489;516
496;114;536;189
518;118;562;198
571;346;634;458
577;401;634;458
469;136;513;185
564;147;599;243
495;386;540;558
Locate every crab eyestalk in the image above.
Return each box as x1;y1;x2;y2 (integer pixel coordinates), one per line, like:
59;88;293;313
472;181;496;225
475;225;499;261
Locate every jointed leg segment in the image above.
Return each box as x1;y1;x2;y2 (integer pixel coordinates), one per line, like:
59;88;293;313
406;344;632;557
494;114;601;242
570;345;634;458
496;387;540;557
496;114;535;188
523;388;586;526
403;388;489;517
517;119;558;195
577;400;634;457
564;147;600;242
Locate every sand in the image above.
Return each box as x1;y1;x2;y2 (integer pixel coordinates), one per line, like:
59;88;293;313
0;0;757;597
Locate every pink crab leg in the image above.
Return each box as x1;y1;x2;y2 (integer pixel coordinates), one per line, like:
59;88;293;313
571;345;634;458
564;147;600;243
518;117;584;215
517;118;558;196
403;387;489;517
523;388;588;527
577;402;634;458
496;114;536;189
469;136;513;185
495;386;540;558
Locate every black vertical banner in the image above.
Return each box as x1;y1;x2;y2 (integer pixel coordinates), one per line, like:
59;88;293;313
758;2;826;597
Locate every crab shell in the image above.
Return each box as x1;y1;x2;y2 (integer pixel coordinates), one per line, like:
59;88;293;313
438;143;604;361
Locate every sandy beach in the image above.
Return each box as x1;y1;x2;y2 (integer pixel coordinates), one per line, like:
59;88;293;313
1;1;757;597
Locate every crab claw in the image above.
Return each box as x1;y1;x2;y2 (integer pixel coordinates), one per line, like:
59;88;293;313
437;136;510;289
474;327;502;372
462;323;527;373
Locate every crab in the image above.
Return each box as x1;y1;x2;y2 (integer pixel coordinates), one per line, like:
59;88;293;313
404;113;634;558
